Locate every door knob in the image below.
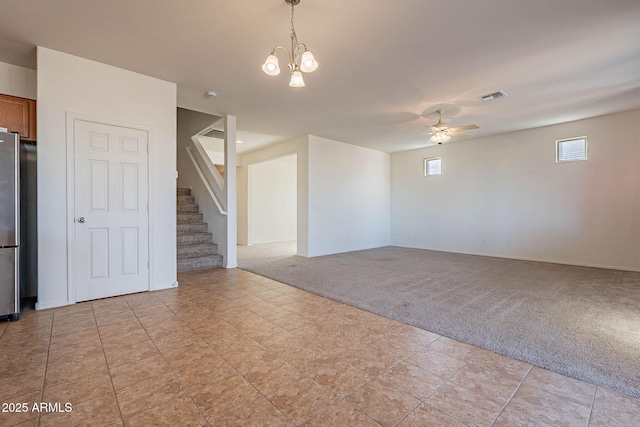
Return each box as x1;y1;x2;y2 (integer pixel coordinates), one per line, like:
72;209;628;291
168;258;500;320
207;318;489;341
78;217;86;223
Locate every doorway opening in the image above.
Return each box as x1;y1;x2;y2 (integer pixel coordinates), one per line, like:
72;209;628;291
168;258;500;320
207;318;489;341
238;154;297;269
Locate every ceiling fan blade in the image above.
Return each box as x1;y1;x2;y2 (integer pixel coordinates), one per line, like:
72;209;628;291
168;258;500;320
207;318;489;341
449;124;479;132
449;131;472;138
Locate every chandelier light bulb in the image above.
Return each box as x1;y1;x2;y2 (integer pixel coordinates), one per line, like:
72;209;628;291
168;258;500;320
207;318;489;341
300;50;318;73
262;54;281;76
289;70;305;87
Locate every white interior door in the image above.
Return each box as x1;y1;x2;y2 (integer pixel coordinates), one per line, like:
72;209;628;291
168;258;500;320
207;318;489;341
74;120;149;302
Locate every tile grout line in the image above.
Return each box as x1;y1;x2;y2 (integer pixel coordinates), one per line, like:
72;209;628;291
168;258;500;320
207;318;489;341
393;338;482;427
92;300;126;426
123;295;215;427
288;328;437;425
251;298;364;426
585;386;598;427
163;289;292;425
169;280;355;426
261;288;444;426
251;291;389;425
0;322;8;340
489;364;534;427
131;297;241;426
36;311;56;427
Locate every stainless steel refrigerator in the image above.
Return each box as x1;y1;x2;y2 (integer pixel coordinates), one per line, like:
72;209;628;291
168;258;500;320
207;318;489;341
0;131;20;321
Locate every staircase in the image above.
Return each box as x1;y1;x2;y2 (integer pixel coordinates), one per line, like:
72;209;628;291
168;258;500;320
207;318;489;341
177;188;223;272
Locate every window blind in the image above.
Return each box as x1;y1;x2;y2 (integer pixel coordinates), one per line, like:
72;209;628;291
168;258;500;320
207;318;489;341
557;137;587;162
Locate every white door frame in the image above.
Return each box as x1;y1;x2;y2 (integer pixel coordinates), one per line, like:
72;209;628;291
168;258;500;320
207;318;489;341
65;112;151;304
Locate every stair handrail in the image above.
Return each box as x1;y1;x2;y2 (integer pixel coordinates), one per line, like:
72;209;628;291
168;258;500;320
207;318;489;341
191;129;226;192
192;136;226;212
185;146;227;215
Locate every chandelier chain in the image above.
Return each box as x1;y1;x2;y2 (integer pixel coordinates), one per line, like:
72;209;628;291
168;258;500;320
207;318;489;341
290;4;298;47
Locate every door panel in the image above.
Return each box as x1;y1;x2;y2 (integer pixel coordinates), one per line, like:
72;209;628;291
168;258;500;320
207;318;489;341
121;163;139;211
89;228;109;279
74;120;149;302
90;160;109;211
121;227;139;275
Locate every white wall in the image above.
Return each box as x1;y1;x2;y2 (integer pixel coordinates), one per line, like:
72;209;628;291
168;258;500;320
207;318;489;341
37;47;177;309
307;135;391;257
391;109;640;271
238;137;309;255
0;61;36;99
248;155;297;244
223;115;238;268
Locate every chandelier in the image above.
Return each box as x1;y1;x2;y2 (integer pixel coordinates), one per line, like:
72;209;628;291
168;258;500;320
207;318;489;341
262;0;318;87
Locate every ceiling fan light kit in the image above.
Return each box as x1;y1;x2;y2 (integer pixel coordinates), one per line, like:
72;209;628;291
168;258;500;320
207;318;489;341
429;110;479;145
262;0;318;87
431;131;451;144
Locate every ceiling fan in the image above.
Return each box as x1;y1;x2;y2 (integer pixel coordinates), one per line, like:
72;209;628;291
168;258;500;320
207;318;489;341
429;110;479;144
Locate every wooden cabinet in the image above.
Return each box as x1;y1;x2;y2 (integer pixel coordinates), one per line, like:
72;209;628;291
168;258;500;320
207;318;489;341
0;94;36;141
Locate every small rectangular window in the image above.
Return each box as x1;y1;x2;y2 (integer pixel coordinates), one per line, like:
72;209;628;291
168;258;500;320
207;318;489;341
557;137;587;162
424;157;442;176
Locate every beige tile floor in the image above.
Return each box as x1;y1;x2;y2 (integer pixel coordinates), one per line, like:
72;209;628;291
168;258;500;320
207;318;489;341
1;268;639;426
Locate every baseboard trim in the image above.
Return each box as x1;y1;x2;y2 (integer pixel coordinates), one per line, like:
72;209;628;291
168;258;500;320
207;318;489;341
35;299;70;310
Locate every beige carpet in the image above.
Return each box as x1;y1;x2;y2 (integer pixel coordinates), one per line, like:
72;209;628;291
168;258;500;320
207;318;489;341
243;246;640;398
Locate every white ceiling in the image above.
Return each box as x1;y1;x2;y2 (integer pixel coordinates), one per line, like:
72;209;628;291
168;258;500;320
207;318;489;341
1;0;639;153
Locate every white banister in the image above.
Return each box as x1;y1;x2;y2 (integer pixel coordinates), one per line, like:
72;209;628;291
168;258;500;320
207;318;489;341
192;136;225;192
185;146;227;215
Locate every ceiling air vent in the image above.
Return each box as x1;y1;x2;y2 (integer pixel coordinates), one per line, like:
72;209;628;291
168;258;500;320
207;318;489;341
479;90;508;103
203;129;225;139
